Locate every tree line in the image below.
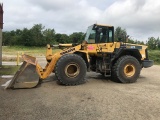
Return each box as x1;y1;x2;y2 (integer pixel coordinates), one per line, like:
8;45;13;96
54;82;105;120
146;37;160;50
2;24;85;46
2;24;159;50
113;27;160;50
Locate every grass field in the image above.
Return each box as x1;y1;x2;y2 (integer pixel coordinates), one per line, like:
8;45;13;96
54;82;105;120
148;50;160;65
2;46;60;56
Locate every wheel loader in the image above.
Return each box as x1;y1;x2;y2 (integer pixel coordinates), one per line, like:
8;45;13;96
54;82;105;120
4;24;153;89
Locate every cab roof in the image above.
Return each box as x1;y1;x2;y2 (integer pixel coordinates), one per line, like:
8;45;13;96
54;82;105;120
94;24;113;28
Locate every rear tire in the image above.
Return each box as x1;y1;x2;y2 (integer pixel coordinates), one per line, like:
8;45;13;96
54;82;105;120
111;55;141;83
55;54;87;85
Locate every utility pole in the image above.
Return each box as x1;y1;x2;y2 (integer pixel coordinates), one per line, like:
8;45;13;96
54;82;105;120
0;3;3;66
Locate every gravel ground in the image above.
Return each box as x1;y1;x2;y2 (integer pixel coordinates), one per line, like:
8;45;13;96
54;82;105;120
0;65;160;120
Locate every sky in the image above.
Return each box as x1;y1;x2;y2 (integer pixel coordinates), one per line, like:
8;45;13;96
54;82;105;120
1;0;160;42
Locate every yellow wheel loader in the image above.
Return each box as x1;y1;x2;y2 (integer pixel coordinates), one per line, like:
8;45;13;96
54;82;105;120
4;24;153;89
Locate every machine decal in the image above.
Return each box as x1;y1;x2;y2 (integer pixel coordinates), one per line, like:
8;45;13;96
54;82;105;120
87;45;95;50
60;48;75;55
127;45;142;49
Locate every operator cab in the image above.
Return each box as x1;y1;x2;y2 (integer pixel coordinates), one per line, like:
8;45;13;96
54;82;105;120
85;24;114;43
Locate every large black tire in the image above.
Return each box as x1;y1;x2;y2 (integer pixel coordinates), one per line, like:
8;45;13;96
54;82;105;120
111;55;141;83
55;54;87;85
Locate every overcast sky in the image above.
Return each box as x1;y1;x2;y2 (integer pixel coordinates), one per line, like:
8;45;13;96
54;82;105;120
1;0;160;41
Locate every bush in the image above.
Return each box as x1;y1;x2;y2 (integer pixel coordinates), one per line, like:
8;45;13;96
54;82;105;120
148;50;160;65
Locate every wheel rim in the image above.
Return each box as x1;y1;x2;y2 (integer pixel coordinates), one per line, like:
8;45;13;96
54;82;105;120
124;64;135;77
65;63;80;78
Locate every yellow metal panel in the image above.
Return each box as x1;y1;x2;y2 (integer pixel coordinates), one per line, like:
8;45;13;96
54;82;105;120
59;43;72;47
95;24;113;27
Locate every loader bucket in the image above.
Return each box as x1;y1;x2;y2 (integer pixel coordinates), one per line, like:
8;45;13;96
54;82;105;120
4;55;40;89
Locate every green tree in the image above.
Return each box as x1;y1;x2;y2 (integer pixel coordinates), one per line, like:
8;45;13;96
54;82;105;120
2;32;11;45
3;30;19;46
69;32;85;43
147;37;157;49
14;29;23;45
114;27;127;42
30;24;44;46
135;40;145;45
128;38;135;44
157;37;160;49
21;28;33;46
43;28;56;45
55;33;69;43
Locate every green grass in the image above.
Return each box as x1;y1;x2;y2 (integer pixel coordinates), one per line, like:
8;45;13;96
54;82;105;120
2;46;60;56
0;65;20;75
148;50;160;65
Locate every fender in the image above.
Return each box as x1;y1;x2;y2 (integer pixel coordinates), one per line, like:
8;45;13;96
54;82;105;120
112;48;142;63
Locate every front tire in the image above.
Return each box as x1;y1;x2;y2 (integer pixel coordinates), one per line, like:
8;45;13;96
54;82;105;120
55;54;87;85
112;55;141;83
